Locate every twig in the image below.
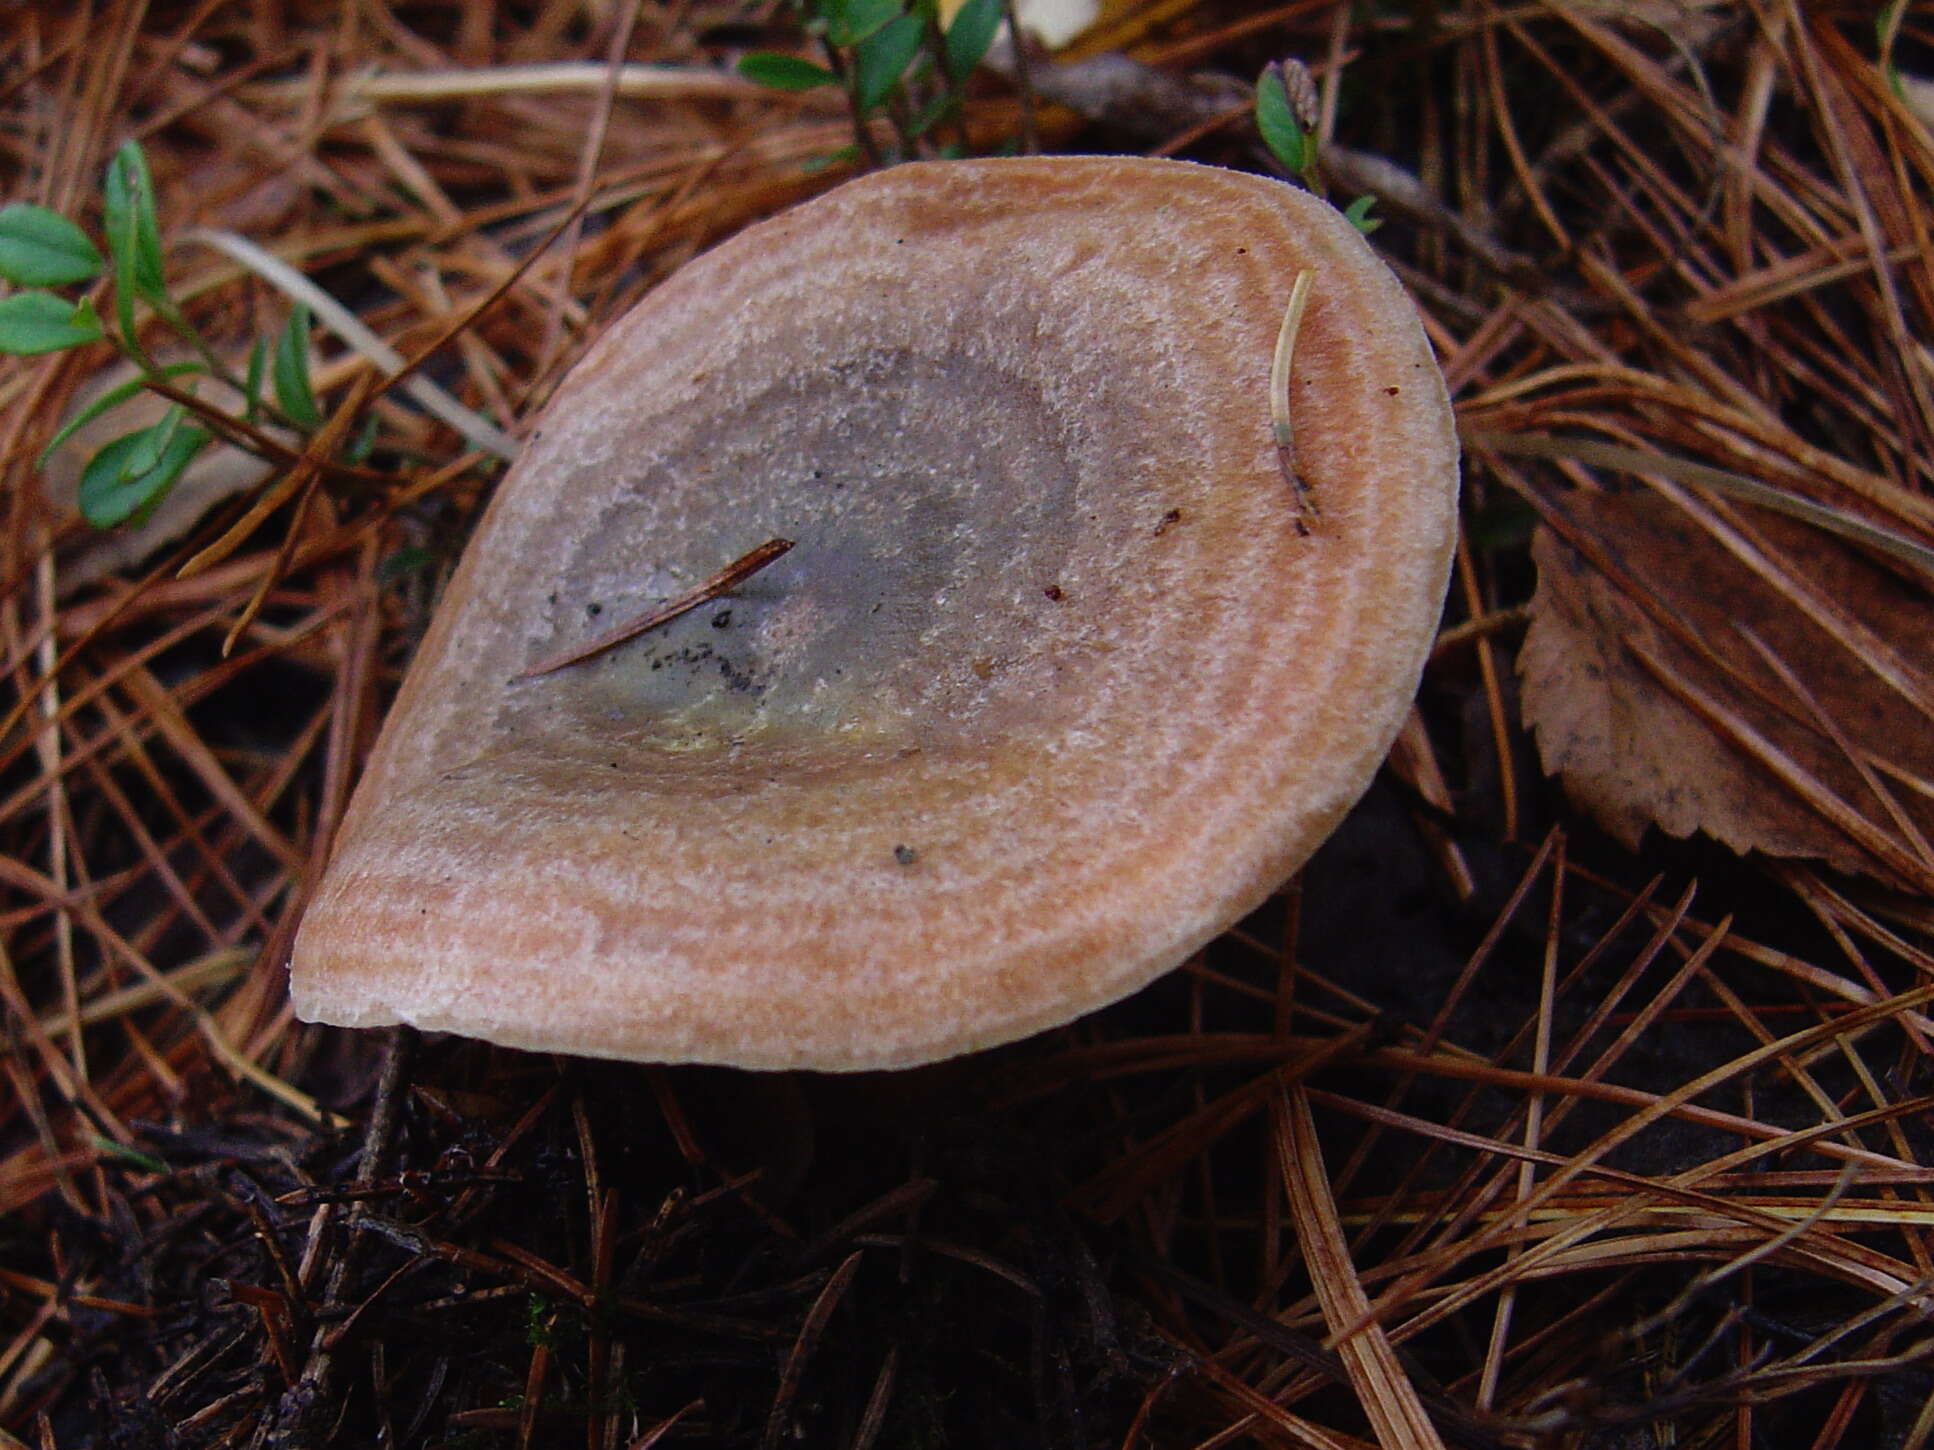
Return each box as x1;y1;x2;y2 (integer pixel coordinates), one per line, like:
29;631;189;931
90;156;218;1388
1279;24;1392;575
1272;268;1317;533
517;538;793;679
761;1252;862;1450
1001;1;1039;153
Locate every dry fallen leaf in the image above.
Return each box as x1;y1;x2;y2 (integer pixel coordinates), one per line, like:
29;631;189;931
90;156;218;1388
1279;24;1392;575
1520;487;1934;891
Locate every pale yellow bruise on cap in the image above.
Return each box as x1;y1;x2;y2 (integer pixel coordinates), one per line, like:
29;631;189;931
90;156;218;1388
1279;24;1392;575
290;157;1461;1071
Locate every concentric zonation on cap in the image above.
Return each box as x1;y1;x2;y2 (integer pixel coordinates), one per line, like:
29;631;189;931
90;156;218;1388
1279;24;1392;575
291;157;1459;1070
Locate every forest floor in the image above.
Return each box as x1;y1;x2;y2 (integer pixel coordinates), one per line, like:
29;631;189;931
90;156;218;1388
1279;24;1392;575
3;2;1934;1447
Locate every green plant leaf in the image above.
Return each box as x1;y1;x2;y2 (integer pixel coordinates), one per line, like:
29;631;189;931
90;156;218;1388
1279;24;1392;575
801;144;862;175
121;401;187;480
109;213;140;347
736;52;839;91
78;416;212;528
272;303;323;429
242;335;268;422
89;1134;168;1174
36;360;205;466
105;168;149;351
376;543;432;584
908;88;956;137
943;0;1003;82
0;203;104;287
854;13;923;112
826;0;903;46
1343;195;1382;234
102;141;166;304
1256;64;1309;174
0;290;105;354
344;411;381;465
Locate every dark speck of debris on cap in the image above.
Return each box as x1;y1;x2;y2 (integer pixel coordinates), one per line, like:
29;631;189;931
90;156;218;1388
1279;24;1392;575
893;845;918;866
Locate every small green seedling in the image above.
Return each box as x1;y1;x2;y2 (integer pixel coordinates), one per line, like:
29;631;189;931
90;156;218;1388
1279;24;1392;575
1256;60;1317;181
0;140;334;529
1343;194;1382;234
1256;60;1381;234
737;0;1007;166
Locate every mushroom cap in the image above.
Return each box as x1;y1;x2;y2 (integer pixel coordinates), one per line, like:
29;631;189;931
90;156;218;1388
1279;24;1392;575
291;157;1460;1071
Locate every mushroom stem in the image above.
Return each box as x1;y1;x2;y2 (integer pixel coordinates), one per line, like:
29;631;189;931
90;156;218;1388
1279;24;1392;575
517;536;795;679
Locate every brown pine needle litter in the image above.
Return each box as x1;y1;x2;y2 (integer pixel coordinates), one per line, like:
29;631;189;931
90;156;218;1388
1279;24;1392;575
2;3;1933;1447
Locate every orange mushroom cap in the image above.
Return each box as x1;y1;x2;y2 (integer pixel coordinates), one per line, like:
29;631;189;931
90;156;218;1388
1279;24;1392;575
291;156;1460;1070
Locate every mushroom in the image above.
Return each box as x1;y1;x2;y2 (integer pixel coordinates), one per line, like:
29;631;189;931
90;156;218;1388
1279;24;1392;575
290;156;1459;1071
